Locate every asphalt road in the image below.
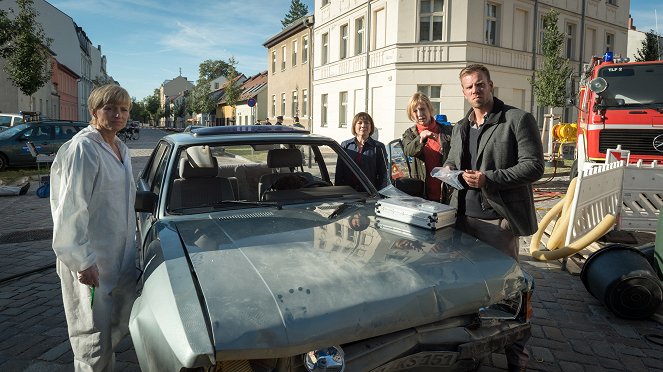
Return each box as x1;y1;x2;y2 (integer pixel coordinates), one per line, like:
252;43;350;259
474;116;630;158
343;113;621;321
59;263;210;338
0;127;662;371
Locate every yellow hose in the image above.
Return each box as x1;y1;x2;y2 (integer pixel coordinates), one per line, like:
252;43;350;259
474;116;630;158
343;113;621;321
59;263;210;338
530;177;616;261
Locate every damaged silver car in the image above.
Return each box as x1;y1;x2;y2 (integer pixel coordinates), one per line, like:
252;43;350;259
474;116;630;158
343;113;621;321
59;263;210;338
131;125;533;371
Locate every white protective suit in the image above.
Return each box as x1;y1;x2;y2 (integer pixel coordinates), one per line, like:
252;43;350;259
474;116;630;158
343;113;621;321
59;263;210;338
50;125;137;372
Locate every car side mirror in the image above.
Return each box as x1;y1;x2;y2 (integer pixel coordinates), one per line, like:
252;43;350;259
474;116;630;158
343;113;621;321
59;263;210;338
135;191;158;213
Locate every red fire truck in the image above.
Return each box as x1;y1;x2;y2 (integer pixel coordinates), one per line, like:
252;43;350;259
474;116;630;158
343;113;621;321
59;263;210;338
574;52;663;174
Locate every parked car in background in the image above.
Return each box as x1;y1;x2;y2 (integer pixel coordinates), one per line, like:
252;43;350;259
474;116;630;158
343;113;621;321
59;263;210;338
130;125;533;371
0;120;88;170
0;113;24;128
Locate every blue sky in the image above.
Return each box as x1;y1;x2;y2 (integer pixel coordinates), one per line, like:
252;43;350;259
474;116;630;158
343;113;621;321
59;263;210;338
49;0;658;101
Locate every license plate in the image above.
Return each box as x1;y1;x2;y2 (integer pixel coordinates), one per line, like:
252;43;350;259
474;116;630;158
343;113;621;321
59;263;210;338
372;351;458;371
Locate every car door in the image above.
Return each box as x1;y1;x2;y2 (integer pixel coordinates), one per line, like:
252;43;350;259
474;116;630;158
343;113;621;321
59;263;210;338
136;141;172;253
26;124;55;154
386;139;424;197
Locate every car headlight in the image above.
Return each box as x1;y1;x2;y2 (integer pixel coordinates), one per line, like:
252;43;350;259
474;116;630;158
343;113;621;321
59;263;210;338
304;345;345;372
479;290;529;321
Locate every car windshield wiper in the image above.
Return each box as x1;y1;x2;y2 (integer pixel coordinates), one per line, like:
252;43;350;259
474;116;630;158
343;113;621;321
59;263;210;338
328;199;366;219
211;200;283;210
169;200;282;213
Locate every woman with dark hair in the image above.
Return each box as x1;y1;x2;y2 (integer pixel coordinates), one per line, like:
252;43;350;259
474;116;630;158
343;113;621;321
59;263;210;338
335;112;388;191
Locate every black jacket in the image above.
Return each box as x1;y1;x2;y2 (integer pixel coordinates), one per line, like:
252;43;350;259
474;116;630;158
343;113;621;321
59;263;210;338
335;137;388;190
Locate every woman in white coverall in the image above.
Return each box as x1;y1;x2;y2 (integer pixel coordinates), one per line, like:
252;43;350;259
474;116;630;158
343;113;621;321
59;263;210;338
50;84;136;371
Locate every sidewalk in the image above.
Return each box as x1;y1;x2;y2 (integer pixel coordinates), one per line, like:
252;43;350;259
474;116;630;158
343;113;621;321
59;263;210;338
0;128;662;371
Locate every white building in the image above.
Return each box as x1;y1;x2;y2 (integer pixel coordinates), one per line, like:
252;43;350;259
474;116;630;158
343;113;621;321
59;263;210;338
0;0;111;120
312;0;629;144
627;17;663;61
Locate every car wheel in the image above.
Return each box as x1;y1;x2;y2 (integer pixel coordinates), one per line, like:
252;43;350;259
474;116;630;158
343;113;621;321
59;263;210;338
0;153;7;170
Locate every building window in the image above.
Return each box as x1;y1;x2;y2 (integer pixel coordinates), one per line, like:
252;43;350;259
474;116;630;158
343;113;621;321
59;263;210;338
281;93;286;115
566;23;576;59
606;0;617;5
322;32;329;65
321;94;328;127
272;50;276;73
416;85;441;114
419;0;444;42
281;45;287;70
272;95;276;116
485;3;499;46
355;17;365;55
537;15;545;54
339;91;348;127
214;82;219;90
302;89;308;116
373;8;386;49
292;91;298;117
340;23;349;59
322;0;329;6
606;32;614;52
302;35;309;64
292;39;298;66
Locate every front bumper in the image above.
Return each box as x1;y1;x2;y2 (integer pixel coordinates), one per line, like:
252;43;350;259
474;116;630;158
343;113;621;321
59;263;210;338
342;315;530;371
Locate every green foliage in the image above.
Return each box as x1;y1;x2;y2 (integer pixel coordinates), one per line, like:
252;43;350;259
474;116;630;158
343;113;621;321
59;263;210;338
2;0;52;99
189;79;216;115
173;99;186;120
530;9;572;108
223;57;242;109
0;6;16;57
130;97;149;123
635;30;661;62
198;59;232;81
282;0;308;28
142;89;160;124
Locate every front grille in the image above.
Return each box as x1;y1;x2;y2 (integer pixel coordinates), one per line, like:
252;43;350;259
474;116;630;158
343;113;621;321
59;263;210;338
598;129;663;156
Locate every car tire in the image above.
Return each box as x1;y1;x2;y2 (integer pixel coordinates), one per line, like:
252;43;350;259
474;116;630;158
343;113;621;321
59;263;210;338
0;153;7;170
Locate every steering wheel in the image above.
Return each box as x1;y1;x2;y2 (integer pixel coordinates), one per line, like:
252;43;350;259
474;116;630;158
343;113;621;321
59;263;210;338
302;180;332;188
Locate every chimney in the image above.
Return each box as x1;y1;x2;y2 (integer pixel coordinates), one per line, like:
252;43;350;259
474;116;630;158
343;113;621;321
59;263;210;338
628;15;636;30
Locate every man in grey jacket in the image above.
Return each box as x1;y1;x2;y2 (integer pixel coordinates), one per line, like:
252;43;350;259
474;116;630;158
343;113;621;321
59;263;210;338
444;64;544;372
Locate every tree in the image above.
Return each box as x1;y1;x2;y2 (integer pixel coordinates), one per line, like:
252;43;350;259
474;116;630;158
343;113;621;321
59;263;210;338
142;89;160;126
173;99;186;126
635;30;661;62
282;0;308;28
189;58;241;125
188;79;215;119
2;0;53;109
198;59;233;81
0;6;15;57
529;9;572;159
223;57;242;122
531;9;572;109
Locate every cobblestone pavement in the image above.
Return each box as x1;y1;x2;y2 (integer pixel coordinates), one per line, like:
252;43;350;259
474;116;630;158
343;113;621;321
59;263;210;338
0;128;662;371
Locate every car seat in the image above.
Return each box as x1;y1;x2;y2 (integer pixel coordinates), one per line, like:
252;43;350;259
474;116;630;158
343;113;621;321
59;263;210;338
258;148;313;199
169;146;234;210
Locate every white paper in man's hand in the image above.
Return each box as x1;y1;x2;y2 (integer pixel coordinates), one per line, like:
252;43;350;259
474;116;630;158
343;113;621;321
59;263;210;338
430;167;465;190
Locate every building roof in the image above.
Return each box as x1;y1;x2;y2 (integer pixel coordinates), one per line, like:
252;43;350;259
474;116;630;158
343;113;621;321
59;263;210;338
238;71;268;102
263;14;313;48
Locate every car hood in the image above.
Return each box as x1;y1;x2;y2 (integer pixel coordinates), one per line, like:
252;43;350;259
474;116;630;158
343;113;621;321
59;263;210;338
172;202;527;359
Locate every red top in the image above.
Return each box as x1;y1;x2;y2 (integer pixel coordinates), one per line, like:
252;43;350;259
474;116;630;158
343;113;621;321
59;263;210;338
416;119;442;202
